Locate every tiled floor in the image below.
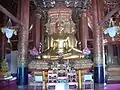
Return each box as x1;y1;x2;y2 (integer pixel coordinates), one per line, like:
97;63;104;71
0;80;120;90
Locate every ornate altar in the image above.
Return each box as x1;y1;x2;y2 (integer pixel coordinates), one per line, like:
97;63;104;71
28;3;93;88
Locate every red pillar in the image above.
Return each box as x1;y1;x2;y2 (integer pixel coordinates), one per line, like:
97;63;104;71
1;34;5;59
1;16;8;59
80;9;88;49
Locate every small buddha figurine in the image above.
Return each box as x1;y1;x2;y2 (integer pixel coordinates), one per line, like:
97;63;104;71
42;20;84;60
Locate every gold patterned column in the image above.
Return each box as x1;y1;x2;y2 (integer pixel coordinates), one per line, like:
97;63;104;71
17;0;29;86
92;0;105;88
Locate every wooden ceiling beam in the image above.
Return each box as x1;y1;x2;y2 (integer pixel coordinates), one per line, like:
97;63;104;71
0;4;23;26
99;5;120;25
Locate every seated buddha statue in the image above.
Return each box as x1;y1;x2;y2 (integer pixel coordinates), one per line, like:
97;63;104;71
42;20;84;60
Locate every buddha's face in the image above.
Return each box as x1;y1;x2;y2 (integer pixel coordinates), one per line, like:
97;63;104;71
56;21;64;34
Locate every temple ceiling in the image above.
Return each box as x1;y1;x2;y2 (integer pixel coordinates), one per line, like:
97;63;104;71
0;0;119;20
0;0;120;31
0;0;120;33
30;0;120;21
0;0;120;49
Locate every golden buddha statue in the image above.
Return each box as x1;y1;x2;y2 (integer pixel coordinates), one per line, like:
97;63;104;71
30;5;93;72
35;4;85;60
42;20;84;60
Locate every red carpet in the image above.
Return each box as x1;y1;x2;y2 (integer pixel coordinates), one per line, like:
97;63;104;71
0;80;120;90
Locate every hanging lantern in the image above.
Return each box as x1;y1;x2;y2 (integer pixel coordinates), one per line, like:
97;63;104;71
1;19;17;43
104;26;120;40
104;18;120;40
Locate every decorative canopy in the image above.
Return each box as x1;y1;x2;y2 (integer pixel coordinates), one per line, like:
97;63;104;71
45;3;75;35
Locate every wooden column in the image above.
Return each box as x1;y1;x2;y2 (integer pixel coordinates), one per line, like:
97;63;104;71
17;0;29;86
35;17;41;49
92;0;105;88
80;9;88;49
41;18;46;51
1;34;5;59
107;44;113;64
1;16;8;59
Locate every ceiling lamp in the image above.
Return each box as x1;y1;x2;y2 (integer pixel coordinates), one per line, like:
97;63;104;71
104;18;120;40
1;19;17;43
